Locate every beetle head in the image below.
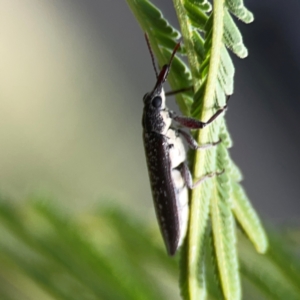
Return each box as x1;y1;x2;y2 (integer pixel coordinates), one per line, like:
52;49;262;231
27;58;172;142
143;35;181;111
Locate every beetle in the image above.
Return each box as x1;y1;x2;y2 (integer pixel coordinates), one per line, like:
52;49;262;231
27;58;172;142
142;39;227;256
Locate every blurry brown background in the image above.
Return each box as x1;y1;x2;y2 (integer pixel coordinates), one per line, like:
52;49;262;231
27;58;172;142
0;0;300;223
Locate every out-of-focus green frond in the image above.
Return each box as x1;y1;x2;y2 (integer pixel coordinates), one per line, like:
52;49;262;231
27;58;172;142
0;200;298;300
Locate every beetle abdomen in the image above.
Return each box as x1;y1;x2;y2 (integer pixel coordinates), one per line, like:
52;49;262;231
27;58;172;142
143;129;188;255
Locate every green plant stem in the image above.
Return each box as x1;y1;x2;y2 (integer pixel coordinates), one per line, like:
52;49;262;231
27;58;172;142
174;1;225;299
172;1;201;88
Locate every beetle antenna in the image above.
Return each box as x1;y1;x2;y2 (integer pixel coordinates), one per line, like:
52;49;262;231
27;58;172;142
144;33;159;78
168;41;181;67
152;41;182;91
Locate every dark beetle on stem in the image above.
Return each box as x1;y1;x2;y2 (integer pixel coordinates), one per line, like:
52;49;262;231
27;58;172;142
142;37;227;256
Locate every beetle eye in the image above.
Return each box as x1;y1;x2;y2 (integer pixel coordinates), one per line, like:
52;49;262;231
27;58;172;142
152;96;162;108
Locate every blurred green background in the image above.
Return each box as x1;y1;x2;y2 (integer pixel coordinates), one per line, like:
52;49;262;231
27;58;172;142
1;1;300;299
0;0;151;215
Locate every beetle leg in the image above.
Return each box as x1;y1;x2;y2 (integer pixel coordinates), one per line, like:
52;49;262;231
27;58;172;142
169;106;226;129
176;129;221;150
169;95;230;129
165;86;194;97
181;162;224;189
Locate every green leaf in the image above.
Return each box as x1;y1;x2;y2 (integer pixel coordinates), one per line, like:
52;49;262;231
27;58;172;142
210;195;240;300
232;183;268;253
226;0;254;24
223;8;248;58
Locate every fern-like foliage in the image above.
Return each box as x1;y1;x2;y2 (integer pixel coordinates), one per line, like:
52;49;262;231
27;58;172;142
0;199;299;300
126;1;268;300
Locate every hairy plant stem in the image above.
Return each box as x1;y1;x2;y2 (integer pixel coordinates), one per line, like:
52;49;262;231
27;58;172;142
173;0;225;299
